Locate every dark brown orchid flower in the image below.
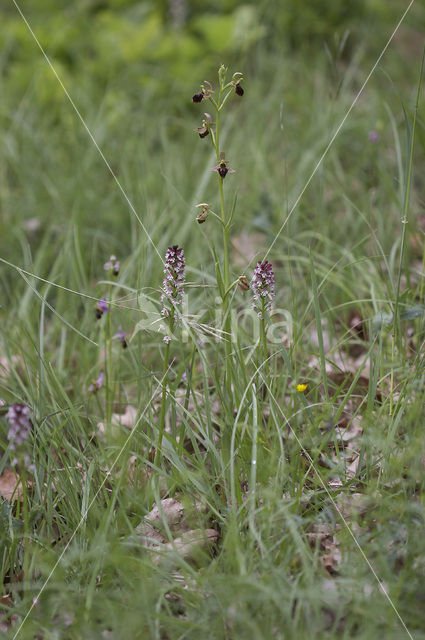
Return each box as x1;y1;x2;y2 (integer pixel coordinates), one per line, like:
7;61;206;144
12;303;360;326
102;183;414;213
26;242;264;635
212;152;235;179
192;81;214;103
196;113;214;139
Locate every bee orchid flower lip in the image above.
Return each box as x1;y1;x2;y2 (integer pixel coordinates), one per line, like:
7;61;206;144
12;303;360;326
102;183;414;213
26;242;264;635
212;154;235;179
95;296;109;319
113;329;127;348
197;125;209;138
192;81;214;104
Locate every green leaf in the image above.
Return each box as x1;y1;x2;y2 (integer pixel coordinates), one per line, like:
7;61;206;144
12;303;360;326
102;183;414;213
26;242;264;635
400;304;425;320
373;304;425;333
372;311;393;334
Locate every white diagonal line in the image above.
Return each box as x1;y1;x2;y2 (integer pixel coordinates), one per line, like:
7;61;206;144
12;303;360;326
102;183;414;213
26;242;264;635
260;372;414;640
229;346;414;639
11;0;164;266
263;0;415;262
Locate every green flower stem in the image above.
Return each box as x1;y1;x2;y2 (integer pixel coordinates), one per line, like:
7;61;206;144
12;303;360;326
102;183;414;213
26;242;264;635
260;316;268;374
104;284;114;440
21;462;30;579
212;85;232;386
155;315;173;466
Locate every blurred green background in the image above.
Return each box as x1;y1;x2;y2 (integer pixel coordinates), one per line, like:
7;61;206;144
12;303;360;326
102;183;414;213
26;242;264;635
0;0;424;296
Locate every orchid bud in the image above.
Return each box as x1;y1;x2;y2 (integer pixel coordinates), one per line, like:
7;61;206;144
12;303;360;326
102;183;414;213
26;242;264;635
237;275;250;292
196;203;209;224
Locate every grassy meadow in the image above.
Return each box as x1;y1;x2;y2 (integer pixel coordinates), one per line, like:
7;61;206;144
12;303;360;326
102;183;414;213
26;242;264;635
1;1;425;638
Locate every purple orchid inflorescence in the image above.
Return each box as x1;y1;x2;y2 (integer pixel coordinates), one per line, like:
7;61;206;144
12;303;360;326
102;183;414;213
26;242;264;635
251;260;275;318
6;403;32;450
160;245;185;343
6;403;35;472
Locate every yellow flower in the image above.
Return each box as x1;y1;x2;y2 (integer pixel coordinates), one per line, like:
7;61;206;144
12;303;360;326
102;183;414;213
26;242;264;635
296;383;308;393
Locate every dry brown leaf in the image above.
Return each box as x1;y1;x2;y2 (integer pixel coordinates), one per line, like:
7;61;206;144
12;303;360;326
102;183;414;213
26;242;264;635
98;405;138;435
347;310;368;357
345;454;360;479
335;415;363;443
322;546;341;575
306;523;334;551
135;498;217;564
136;498;186;546
336;492;372;520
0;469;23;501
306;523;341;575
162;528;218;560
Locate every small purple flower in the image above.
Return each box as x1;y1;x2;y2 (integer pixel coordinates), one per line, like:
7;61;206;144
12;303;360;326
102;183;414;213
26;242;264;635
113;329;127;349
104;255;120;276
161;245;185;318
89;372;104;393
368;130;379;143
6;403;32;450
95;297;109;320
251;261;275;319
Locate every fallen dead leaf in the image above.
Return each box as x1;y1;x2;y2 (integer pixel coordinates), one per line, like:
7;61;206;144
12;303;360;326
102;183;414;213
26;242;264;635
347;309;368;357
306;523;341;575
322;546;341;575
98;405;138;435
335;415;363;443
0;469;23;501
135;498;218;565
136;498;186;546
161;528;218;561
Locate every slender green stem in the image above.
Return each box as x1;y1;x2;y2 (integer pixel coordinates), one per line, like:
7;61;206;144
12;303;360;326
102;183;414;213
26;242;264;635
213;86;232;386
21;462;30;580
260;316;268;377
104;284;113;440
219;179;229;289
155;317;173;466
